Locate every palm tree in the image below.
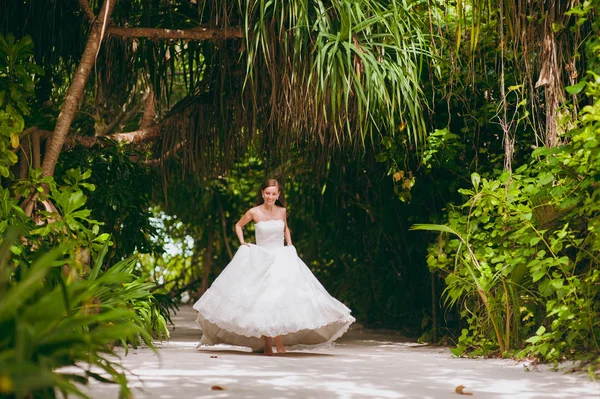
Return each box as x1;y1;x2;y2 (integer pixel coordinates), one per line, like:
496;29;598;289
3;0;434;182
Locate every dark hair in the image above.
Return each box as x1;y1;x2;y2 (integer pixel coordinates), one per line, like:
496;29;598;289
255;178;287;207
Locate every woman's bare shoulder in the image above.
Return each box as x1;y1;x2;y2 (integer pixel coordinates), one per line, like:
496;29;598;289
248;206;260;215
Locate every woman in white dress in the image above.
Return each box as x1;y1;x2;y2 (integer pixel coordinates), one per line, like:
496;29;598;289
193;179;355;355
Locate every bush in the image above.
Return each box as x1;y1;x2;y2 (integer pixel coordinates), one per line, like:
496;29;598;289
0;168;169;398
413;75;600;363
0;230;148;398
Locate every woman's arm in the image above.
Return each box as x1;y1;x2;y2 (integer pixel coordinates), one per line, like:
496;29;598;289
235;209;254;246
283;209;293;246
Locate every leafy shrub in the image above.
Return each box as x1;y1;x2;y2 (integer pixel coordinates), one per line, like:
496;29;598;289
0;229;151;398
413;75;600;363
56;145;159;260
0;34;42;181
0;167;170;398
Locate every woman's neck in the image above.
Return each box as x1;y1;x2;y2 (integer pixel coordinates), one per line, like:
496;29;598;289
263;204;275;212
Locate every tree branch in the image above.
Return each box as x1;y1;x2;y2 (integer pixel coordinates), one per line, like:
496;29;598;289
106;26;244;41
104;102;141;135
18;136;30;179
102;84;139;135
30;125;162;149
42;0;116;177
71;126;162;147
78;0;95;23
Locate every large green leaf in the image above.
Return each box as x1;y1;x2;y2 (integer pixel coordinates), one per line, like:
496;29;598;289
410;223;461;237
0;246;67;321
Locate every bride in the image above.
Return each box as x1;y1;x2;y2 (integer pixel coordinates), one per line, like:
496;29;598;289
193;179;355;355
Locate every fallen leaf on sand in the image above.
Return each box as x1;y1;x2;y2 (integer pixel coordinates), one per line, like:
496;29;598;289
455;385;473;395
211;386;227;391
210;355;218;358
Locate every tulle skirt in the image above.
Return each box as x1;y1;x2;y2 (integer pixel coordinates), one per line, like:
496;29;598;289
192;244;355;351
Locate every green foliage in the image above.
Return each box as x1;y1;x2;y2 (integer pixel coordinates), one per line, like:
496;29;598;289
375;136;416;203
19;167;168;337
0;34;42;181
12;168;110;270
0;166;169;397
244;0;434;146
2;1;597;375
421;128;463;171
415;76;600;361
0;230;150;398
56;146;159;260
0;187;26;238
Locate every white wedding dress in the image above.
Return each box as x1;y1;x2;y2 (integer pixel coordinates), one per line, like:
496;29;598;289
193;219;355;351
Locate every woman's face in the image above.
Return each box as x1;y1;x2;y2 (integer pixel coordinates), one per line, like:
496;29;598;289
262;186;280;205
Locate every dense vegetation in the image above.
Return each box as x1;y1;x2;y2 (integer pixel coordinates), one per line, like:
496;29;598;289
0;33;169;397
1;0;599;396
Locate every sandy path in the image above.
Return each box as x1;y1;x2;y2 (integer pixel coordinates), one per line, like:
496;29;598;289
82;306;599;399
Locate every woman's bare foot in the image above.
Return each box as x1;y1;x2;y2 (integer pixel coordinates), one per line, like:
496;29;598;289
263;336;273;356
274;336;286;353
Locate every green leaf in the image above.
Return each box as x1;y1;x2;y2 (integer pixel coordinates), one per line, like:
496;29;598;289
410;224;460;237
565;80;586;95
93;233;111;243
5;149;18;164
471;173;481;191
537;172;554;186
89;241;109;281
81;183;96;192
526;335;541;344
532;270;545;282
0;246;67;320
64;191;87;215
450;346;466;357
535;326;546;335
557;256;570;265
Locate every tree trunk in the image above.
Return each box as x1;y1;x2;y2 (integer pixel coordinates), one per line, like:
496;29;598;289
139;87;156;129
32;130;41;169
499;0;514;172
535;3;564;148
217;193;233;259
200;229;215;295
41;0;116;177
18;136;29;180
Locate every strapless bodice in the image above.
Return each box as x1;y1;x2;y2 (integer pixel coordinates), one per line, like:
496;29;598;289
255;219;284;248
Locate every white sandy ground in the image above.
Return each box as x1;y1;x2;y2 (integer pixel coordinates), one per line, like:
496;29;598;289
74;306;600;399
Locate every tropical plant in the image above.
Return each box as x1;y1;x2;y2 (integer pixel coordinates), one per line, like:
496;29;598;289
0;162;170;396
2;0;599;373
56;145;160;261
242;0;433;146
0;34;42;181
412;73;600;361
0;229;152;398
